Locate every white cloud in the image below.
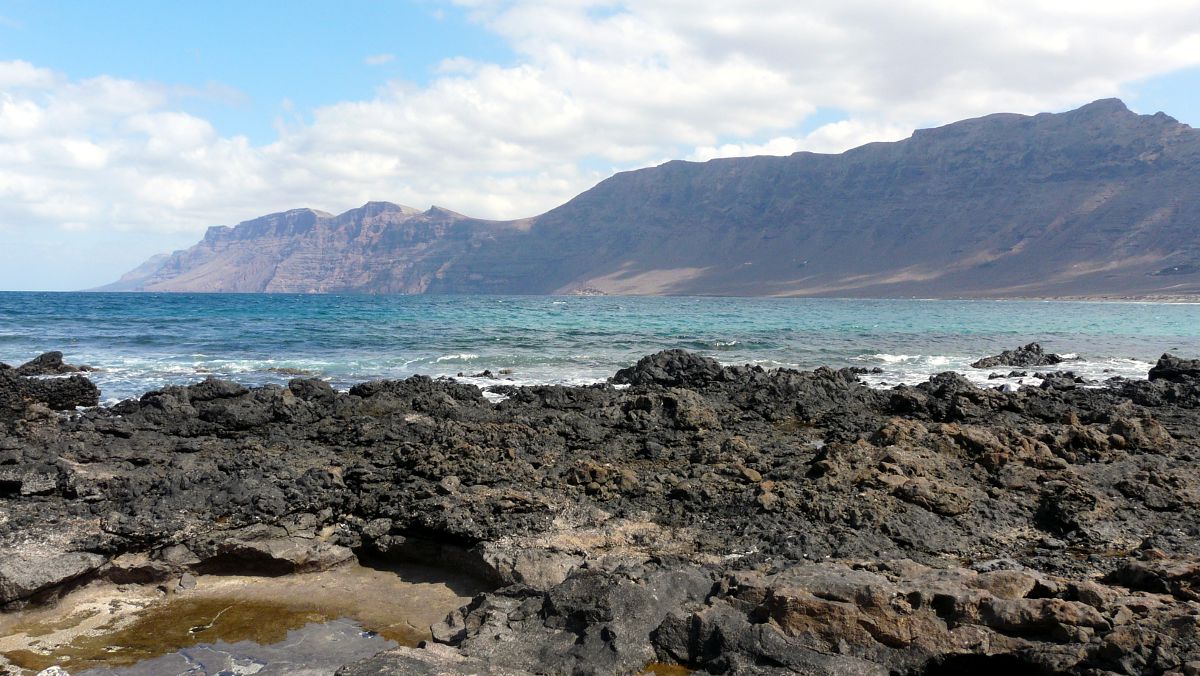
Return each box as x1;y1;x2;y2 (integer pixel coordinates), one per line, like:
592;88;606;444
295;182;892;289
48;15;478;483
0;60;56;89
689;120;915;161
4;0;1200;267
364;53;396;66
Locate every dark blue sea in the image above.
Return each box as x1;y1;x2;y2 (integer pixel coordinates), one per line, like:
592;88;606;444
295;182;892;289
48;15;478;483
1;292;1196;402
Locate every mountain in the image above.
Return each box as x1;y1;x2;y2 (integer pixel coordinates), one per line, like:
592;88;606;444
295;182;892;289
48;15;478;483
100;253;173;292
112;203;522;293
104;99;1200;297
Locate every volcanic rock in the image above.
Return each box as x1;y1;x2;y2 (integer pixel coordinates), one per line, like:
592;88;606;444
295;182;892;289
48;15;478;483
611;349;725;388
1149;353;1200;383
19;375;100;410
14;351;94;376
0;364;100;422
971;342;1066;369
0;551;106;605
2;349;1200;674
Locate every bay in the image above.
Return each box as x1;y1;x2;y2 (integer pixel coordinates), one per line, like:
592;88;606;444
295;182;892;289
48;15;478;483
0;292;1196;402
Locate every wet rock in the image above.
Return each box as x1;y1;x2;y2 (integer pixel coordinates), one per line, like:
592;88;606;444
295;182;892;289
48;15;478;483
14;350;94;376
971;342;1066;369
1150;353;1200;383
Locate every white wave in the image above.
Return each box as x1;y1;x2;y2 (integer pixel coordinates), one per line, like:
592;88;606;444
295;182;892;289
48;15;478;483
435;353;479;363
870;353;918;363
747;358;802;369
852;353;1158;392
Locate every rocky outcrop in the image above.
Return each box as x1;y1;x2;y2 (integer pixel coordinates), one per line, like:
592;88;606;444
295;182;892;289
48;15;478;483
0;354;100;424
99;203;517;294
611;349;727;388
647;558;1193;675
1150;353;1200;383
343;551;1200;675
971;342;1066;369
16;375;100;412
13;351;94;376
0;551;106;606
3;350;1200;673
107;99;1200;299
188;523;356;575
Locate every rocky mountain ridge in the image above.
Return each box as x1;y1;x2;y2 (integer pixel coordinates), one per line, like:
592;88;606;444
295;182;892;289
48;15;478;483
105;99;1200;297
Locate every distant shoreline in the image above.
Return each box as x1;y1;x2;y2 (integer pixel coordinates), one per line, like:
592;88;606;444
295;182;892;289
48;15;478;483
5;289;1200;304
1014;294;1200;304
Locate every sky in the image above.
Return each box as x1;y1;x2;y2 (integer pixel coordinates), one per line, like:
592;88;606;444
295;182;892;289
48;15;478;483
2;1;1200;291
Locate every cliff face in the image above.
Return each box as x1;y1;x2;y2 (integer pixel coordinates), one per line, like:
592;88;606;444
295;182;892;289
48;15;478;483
107;99;1200;297
125;203;518;293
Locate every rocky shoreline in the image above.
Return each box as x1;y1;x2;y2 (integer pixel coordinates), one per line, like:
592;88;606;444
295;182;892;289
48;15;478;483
3;348;1200;674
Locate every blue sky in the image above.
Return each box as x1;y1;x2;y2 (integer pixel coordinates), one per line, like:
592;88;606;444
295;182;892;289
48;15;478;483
0;1;512;143
2;1;1200;290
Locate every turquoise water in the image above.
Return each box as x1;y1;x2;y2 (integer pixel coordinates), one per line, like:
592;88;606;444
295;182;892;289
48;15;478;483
0;292;1196;402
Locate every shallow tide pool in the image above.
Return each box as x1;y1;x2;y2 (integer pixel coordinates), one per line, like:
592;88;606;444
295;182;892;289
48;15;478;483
0;562;486;675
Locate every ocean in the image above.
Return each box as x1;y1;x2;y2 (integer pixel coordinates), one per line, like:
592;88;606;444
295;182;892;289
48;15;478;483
1;292;1196;403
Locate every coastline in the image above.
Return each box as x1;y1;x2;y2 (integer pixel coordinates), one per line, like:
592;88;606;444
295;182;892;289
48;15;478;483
3;348;1200;674
3;292;1195;405
3;286;1200;303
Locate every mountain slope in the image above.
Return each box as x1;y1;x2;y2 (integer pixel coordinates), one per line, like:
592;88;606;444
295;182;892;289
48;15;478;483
116;203;520;293
106;99;1200;297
